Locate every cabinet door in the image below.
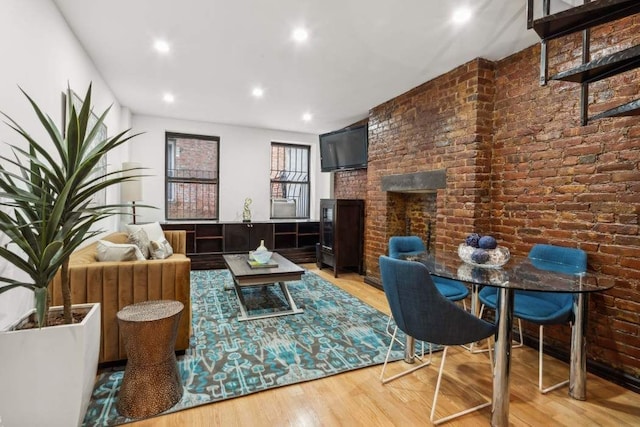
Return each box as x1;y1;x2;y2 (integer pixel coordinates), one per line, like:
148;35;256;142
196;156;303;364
249;223;273;250
224;223;274;252
320;200;335;252
224;224;251;252
335;202;363;266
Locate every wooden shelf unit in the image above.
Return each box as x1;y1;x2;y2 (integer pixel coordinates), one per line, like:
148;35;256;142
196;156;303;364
297;222;321;248
273;222;297;249
161;221;319;270
194;224;224;254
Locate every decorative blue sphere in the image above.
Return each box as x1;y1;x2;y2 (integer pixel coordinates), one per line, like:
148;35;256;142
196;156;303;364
478;235;498;250
465;233;481;248
471;249;490;264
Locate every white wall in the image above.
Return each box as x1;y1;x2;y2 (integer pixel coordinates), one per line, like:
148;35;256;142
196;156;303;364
0;0;332;328
0;0;132;229
131;115;331;223
0;0;130;328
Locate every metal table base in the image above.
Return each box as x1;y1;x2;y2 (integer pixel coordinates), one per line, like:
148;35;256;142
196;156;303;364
234;281;304;322
491;288;591;426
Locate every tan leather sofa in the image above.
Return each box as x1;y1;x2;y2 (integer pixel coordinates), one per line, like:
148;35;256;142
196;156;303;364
49;231;191;364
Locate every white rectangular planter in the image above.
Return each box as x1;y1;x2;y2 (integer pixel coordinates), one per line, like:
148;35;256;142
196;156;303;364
0;303;101;427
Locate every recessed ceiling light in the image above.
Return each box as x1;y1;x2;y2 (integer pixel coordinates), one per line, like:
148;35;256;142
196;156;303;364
153;39;171;54
292;27;309;42
302;112;312;122
163;93;175;103
452;7;472;24
252;87;264;98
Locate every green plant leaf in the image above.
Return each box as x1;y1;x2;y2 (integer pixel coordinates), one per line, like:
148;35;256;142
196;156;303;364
0;83;147;326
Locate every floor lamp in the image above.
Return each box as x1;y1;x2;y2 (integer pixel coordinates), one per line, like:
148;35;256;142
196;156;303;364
121;162;142;224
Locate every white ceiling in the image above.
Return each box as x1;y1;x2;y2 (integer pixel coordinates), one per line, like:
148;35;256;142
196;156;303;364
53;0;542;135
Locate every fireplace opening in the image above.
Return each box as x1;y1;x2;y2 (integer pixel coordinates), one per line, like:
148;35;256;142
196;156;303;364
387;192;437;253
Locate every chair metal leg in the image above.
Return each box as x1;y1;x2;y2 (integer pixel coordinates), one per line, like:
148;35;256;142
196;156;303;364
458;299;480;352
380;327;432;384
386;314;394;336
513;318;524;348
386;314;427;358
467;304;495;354
430;345;492;425
471;304;522;353
538;325;569;394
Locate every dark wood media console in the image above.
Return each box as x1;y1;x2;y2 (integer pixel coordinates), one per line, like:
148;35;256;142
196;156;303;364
161;221;320;270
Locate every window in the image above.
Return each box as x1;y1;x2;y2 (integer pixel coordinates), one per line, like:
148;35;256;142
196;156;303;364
165;132;219;220
270;143;310;219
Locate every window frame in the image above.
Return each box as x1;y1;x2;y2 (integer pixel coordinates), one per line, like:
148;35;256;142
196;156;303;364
270;142;311;220
165;131;220;220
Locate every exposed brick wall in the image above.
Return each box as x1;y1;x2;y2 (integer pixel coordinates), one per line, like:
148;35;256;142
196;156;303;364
364;57;496;281
335;17;640;380
492;17;640;376
333;169;367;199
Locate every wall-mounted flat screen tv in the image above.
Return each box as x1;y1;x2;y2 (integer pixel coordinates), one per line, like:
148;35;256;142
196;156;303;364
319;124;368;172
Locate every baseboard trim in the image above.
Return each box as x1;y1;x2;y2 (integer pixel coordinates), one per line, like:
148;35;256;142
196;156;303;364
364;275;382;290
521;336;640;394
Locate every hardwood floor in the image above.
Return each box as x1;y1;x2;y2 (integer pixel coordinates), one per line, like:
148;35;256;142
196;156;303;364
130;265;640;426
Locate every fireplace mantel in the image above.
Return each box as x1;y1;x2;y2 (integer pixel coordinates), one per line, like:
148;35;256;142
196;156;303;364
381;169;446;193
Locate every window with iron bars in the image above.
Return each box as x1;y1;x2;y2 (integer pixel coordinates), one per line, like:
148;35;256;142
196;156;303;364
270;142;310;219
165;132;219;220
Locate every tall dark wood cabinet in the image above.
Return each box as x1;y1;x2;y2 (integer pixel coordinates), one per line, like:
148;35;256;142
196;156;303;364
317;199;364;277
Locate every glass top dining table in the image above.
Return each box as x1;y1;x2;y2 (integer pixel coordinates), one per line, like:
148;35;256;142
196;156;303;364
404;251;612;427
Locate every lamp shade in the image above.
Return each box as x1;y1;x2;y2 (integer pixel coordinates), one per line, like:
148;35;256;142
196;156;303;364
121;162;142;202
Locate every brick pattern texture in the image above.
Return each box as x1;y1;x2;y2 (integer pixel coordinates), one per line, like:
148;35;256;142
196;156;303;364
333;16;640;379
333;169;367;200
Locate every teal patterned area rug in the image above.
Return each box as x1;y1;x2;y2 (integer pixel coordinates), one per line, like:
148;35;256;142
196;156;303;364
82;269;406;426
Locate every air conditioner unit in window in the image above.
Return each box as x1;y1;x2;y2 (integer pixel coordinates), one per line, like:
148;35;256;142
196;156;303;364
271;198;296;218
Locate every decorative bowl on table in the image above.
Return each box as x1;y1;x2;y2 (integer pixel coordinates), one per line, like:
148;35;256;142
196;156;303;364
457;263;509;285
250;250;273;264
458;233;510;269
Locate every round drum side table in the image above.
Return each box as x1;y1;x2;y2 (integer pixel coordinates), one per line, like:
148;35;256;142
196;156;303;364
116;300;184;419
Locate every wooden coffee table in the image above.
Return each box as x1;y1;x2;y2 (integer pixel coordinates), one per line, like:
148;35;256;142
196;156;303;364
222;252;305;321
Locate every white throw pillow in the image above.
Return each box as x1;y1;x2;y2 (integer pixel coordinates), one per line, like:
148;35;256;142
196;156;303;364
125;222;165;242
150;238;174;260
97;240;146;262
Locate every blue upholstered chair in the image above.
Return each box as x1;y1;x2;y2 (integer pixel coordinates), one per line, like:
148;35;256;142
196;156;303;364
478;244;587;393
388;236;469;300
379;256;495;425
388;236;427;259
387;236;470;337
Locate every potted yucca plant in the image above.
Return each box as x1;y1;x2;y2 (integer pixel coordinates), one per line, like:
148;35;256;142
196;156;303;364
0;84;142;426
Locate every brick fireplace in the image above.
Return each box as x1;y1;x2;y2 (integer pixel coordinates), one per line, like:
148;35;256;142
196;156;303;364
384;191;438;252
381;170;444;254
332;18;640;386
361;58;495;288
